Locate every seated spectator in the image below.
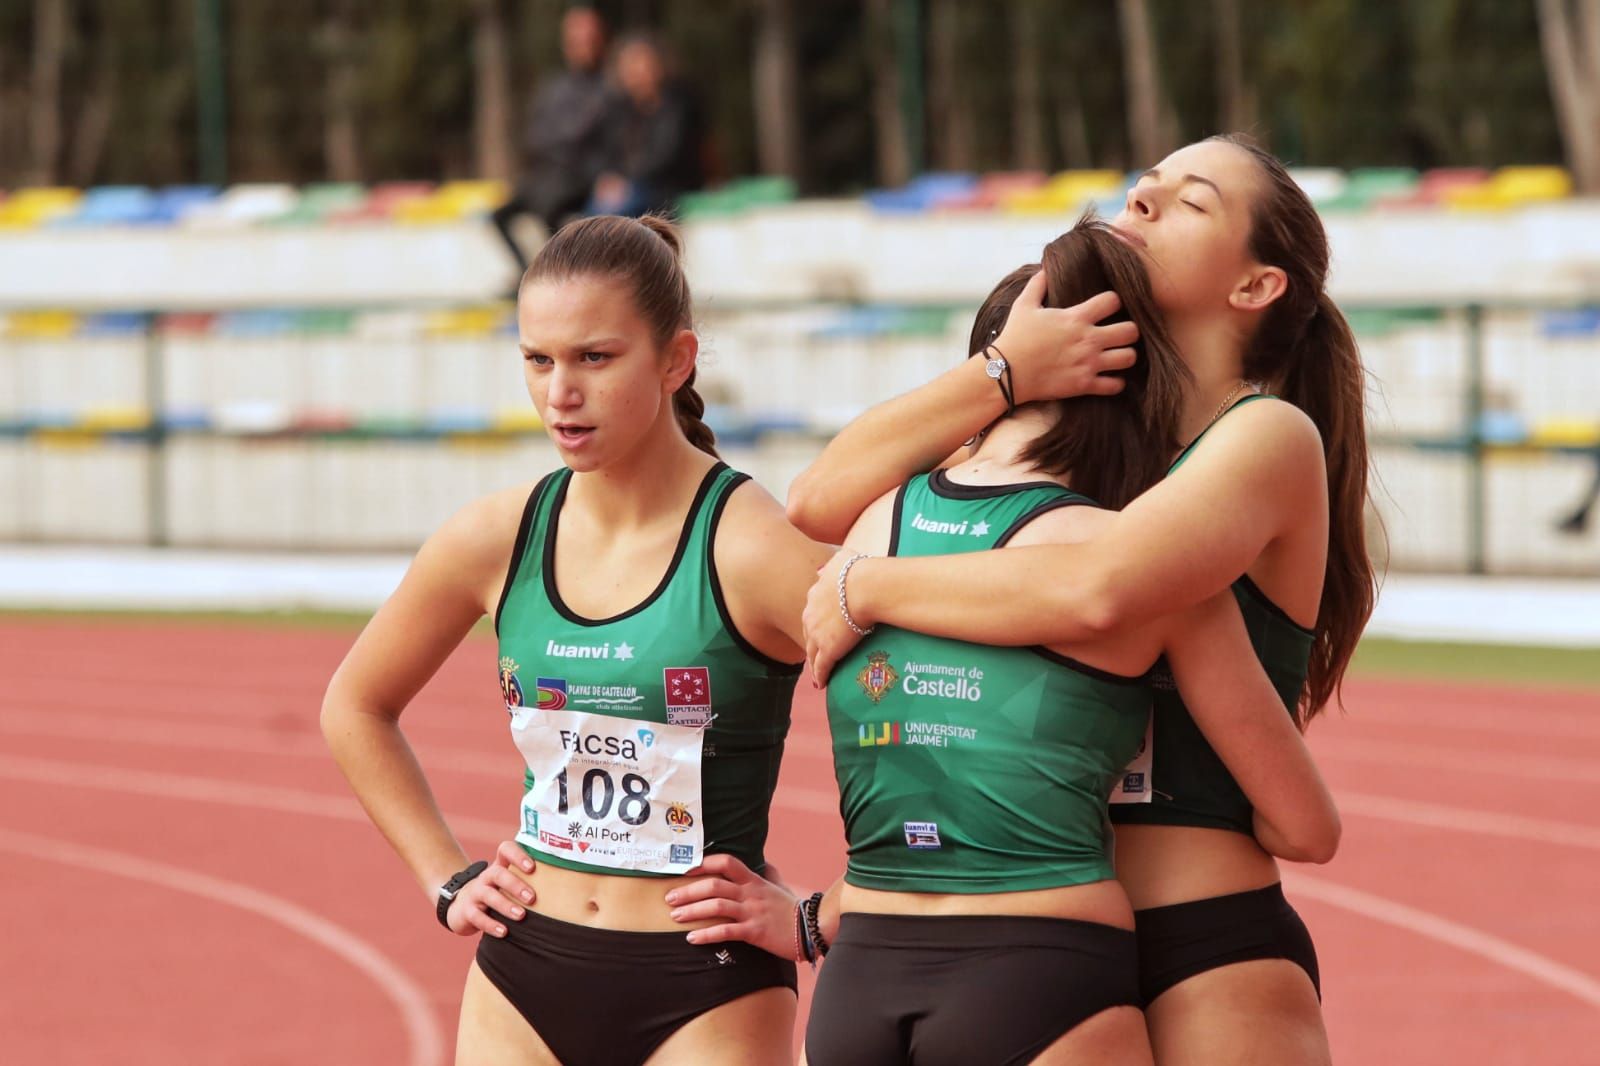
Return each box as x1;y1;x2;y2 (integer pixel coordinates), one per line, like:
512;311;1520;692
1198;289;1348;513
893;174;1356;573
588;34;704;218
490;6;612;279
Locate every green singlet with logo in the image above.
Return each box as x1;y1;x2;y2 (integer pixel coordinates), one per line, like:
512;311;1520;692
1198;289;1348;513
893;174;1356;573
1109;394;1315;833
828;470;1152;894
495;462;799;879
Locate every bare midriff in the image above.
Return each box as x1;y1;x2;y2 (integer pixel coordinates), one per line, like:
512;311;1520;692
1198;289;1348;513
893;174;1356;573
1113;824;1281;912
508;861;716;932
840;877;1135;930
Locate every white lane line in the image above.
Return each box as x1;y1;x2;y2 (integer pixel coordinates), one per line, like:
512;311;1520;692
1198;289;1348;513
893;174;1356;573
0;827;447;1066
9;753;1600;1017
0;754;509;843
1337;791;1600;852
0;706;837;776
0;710;511;775
8;744;1599;856
1285;871;1600;1010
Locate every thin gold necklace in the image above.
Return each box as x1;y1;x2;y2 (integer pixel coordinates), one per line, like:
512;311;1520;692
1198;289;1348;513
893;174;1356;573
1201;379;1257;435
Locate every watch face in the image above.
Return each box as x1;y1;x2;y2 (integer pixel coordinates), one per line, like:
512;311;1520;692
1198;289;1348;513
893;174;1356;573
985;358;1005;379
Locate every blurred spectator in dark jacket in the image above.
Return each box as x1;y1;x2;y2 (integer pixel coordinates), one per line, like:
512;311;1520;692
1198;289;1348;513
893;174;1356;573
490;6;612;277
588;34;704;218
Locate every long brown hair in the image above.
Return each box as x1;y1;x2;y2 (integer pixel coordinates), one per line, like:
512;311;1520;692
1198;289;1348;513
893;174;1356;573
968;218;1189;509
521;213;717;457
1211;132;1377;720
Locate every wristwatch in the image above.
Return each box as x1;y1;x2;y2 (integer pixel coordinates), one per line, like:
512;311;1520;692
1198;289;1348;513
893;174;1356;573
983;349;1015;413
436;859;488;930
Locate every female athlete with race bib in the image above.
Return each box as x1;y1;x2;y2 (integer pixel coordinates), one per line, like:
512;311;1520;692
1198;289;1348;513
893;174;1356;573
323;214;829;1066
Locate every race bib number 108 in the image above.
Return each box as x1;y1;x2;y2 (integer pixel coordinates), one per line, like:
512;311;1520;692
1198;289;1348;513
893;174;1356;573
510;706;706;874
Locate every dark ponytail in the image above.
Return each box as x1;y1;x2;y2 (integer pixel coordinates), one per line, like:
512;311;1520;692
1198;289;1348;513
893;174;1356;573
522;213;717;457
1213;133;1377;721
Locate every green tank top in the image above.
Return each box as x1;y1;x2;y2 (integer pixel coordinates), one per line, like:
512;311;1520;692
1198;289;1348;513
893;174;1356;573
827;470;1152;894
496;462;799;877
1108;395;1316;834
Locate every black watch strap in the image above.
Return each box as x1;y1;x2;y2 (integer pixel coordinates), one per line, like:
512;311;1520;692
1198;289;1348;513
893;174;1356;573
435;859;488;930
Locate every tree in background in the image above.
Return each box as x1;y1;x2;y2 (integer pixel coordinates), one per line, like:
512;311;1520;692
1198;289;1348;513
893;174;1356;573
752;0;801;182
1118;0;1179;165
321;0;364;182
0;0;1581;193
1538;0;1600;191
473;0;515;182
26;0;67;187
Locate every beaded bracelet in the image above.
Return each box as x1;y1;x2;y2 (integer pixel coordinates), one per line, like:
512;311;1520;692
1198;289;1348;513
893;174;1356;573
801;891;829;959
837;553;874;637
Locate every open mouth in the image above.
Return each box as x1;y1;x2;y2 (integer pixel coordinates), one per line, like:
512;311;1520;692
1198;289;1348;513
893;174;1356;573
551;424;596;448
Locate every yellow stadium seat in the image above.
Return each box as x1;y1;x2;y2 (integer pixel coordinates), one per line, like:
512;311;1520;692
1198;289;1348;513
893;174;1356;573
0;187;82;227
424;306;507;337
5;310;79;338
440;180;510;212
1444;166;1574;211
1490;166;1573;205
1000;170;1124;215
394;180;511;224
80;407;153;432
491;408;544;432
1530;418;1600;448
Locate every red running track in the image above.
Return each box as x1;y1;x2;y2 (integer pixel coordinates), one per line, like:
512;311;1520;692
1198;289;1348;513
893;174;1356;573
2;619;1598;1064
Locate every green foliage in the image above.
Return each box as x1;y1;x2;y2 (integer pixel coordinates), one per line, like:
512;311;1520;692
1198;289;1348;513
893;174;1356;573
0;0;1571;191
1351;637;1600;689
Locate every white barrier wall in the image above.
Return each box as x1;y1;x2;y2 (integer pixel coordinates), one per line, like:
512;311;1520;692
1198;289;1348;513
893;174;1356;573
1;208;1597;572
4;202;1600;310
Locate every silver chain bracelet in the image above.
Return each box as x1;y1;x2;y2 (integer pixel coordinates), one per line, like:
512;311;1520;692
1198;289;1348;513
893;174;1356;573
836;553;875;637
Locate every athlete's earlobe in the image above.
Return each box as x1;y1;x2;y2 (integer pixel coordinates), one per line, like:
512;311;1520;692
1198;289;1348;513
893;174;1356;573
1229;265;1288;314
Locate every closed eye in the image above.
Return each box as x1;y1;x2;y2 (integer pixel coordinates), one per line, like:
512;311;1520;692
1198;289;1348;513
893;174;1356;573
1181;200;1206;213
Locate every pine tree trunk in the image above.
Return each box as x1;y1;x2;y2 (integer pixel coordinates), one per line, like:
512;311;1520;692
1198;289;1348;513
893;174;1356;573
1118;0;1176;166
866;0;910;187
1011;1;1046;171
473;0;514;181
752;0;802;181
928;0;975;171
1538;0;1600;192
324;0;363;182
1213;0;1253;134
29;0;67;186
66;59;115;186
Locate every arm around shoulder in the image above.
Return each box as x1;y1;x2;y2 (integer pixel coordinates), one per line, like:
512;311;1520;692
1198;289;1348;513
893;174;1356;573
785;357;1004;543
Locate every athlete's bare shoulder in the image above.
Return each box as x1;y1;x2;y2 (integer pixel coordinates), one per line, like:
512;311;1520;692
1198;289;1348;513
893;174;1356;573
715;475;834;582
1212;396;1324;467
418;479;545;606
1166;397;1327;515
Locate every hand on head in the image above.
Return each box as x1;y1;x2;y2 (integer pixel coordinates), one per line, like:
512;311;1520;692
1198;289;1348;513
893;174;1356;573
996;271;1139;406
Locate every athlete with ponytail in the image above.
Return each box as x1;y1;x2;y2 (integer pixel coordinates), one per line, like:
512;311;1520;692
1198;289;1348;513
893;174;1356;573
323;214;829;1065
670;219;1339;1065
793;135;1374;1065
